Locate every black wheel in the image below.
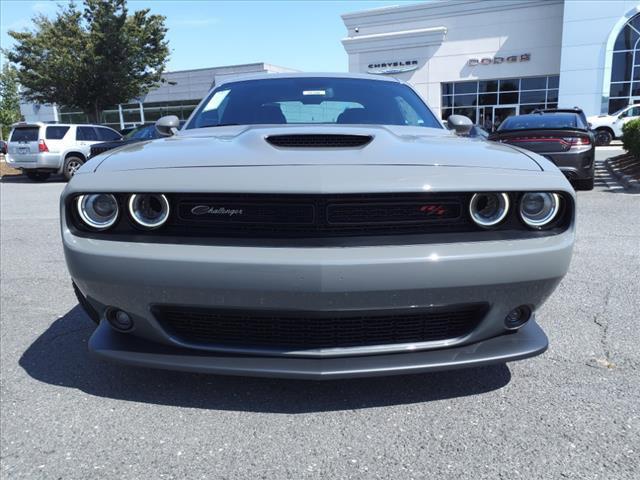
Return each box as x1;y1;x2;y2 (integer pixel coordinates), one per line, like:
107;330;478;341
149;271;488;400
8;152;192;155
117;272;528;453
63;155;84;181
25;171;51;182
595;129;613;146
573;178;595;191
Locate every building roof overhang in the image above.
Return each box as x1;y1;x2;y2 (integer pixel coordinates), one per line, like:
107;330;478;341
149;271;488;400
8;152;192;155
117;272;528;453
341;26;447;54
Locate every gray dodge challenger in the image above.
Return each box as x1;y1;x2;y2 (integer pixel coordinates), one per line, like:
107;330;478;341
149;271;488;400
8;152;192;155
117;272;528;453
61;73;575;379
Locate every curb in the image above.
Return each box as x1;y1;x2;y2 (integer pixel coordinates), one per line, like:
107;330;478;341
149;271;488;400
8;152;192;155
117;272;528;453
604;154;640;192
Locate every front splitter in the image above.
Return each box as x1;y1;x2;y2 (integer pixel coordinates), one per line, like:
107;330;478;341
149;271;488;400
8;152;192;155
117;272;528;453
89;319;548;380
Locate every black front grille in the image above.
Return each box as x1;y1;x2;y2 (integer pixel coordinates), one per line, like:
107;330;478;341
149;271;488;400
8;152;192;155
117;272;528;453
266;134;372;148
154;303;488;351
168;193;470;238
68;191;574;245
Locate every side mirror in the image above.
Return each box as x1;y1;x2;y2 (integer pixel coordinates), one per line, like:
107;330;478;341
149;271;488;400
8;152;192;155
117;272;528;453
447;114;474;136
155;115;180;137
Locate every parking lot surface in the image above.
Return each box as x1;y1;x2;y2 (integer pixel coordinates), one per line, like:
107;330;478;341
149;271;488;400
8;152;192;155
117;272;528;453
1;148;639;479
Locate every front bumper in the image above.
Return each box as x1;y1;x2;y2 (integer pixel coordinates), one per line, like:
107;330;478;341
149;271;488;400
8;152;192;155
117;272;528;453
89;317;548;379
64;223;572;375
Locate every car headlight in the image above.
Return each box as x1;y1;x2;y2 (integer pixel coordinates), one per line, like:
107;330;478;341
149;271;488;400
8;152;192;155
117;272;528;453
76;194;119;230
128;194;170;229
519;192;560;228
469;192;510;227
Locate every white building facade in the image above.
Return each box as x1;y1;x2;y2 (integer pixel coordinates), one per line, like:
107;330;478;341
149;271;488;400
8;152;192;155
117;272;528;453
342;0;640;127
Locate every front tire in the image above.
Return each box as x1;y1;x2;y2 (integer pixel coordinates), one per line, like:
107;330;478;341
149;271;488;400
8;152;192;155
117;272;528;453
63;155;84;181
595;129;613;146
25;171;51;182
573;178;595;191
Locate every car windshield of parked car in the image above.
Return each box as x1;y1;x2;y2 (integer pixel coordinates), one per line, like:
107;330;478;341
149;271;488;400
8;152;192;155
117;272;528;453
186;77;442;129
499;113;585;131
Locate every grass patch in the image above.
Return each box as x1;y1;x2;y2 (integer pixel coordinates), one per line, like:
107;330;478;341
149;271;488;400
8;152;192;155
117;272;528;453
0;160;22;178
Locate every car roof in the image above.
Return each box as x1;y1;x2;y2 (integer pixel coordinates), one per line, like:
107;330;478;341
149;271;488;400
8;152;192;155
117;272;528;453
535;108;584;114
10;122;114;128
215;72;403;87
509;112;578;120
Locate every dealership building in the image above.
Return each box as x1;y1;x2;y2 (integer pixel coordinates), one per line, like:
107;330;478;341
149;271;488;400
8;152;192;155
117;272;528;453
19;62;297;129
342;0;640;127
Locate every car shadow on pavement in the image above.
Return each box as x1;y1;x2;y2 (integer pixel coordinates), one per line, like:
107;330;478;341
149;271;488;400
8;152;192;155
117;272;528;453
19;305;512;413
0;174;66;184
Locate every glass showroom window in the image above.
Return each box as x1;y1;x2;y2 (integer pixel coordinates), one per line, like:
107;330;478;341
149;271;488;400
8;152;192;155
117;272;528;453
58;107;89;124
441;75;559;130
143;101;199;123
609;13;640;113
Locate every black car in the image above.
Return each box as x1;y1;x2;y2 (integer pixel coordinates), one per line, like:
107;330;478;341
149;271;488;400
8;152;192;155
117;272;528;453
90;124;161;158
489;111;595;190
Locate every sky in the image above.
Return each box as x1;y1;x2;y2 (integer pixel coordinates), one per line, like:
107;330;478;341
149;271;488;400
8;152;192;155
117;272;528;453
0;0;427;72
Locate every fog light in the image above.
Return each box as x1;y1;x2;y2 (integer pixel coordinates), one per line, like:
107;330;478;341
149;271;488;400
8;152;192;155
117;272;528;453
504;305;532;330
106;308;134;331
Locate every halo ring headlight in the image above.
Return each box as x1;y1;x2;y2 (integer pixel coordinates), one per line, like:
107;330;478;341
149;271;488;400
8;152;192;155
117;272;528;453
520;192;560;228
76;194;119;230
469;192;510;228
128;194;170;229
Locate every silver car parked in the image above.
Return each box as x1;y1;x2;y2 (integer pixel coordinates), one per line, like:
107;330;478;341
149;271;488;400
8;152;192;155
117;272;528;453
61;73;575;379
6;122;122;181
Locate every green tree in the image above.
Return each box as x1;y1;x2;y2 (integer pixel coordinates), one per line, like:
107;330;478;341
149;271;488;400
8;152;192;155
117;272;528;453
0;64;22;140
5;0;169;123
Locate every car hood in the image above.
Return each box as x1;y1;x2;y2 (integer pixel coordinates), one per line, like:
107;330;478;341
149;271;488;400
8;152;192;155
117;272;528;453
93;125;543;172
587;115;611;125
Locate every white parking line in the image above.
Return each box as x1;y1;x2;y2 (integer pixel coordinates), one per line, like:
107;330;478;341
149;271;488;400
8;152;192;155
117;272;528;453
596;146;625;151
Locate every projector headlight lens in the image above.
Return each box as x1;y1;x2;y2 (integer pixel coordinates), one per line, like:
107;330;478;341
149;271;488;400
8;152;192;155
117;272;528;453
520;192;560;228
76;194;119;230
128;193;170;229
469;192;510;228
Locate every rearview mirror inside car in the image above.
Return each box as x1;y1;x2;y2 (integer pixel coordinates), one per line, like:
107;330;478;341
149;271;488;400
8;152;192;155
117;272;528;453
155;115;181;137
447;115;474;136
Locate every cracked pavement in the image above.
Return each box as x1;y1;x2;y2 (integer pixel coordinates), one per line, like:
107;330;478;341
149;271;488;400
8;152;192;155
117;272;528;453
1;149;639;479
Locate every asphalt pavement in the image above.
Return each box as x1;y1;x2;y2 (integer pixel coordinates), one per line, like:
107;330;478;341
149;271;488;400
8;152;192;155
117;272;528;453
1;148;639;479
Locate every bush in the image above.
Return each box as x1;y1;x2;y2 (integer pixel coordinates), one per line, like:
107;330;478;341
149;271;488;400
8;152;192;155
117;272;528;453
622;118;640;157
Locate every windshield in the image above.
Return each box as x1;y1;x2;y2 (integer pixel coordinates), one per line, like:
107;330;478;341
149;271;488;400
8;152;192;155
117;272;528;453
186;77;442;129
611;106;629;116
499;113;586;131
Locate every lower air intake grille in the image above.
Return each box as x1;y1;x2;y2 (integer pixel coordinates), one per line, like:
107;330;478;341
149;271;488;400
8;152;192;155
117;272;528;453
266;134;373;148
155;303;488;351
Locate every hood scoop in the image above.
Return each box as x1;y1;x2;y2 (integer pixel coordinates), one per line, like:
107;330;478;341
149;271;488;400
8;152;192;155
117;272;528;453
266;134;373;148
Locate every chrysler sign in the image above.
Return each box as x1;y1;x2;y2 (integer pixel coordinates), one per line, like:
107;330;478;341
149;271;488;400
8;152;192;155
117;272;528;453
367;60;419;75
467;53;531;66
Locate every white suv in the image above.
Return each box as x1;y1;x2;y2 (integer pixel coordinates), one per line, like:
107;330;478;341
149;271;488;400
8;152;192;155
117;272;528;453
588;104;640;146
6;123;122;181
